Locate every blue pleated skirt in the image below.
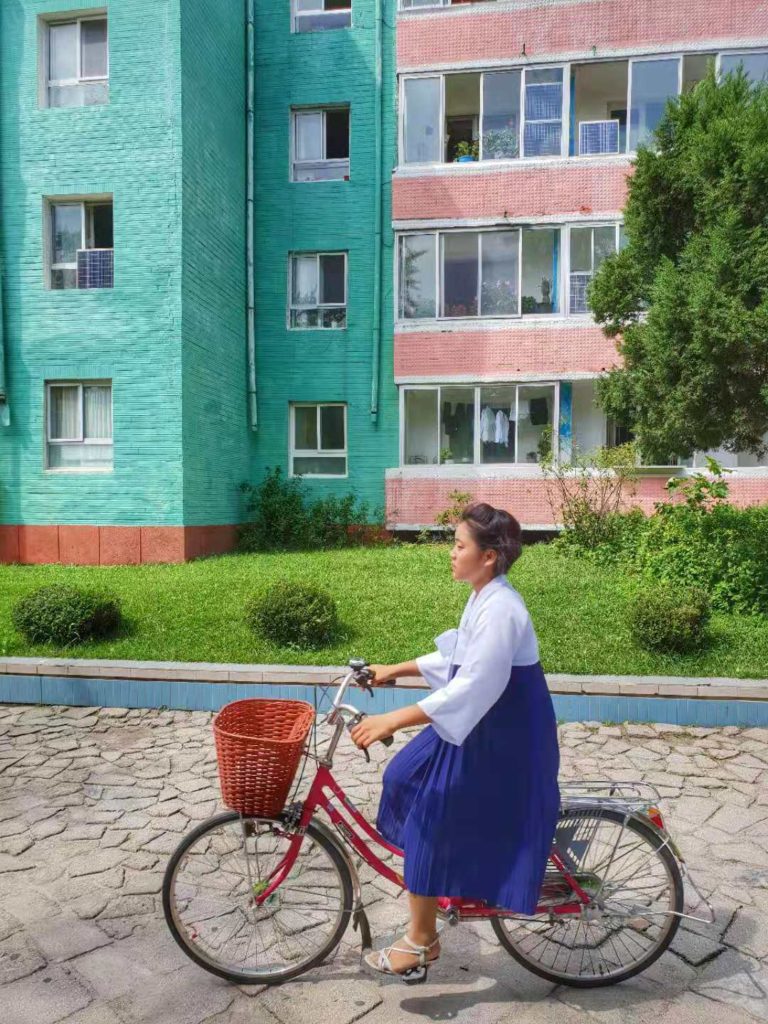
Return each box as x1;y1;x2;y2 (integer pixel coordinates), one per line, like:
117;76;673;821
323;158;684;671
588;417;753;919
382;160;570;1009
376;661;560;915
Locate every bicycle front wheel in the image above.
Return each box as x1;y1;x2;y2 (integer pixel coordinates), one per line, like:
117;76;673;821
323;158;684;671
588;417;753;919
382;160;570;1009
163;811;353;985
491;807;683;987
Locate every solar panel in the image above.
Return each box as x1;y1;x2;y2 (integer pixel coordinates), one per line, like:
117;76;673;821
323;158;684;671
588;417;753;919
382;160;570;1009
77;249;114;289
579;119;620;156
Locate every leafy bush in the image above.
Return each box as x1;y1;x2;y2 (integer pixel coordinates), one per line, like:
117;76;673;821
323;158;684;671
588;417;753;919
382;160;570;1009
238;468;384;553
542;441;642;553
12;584;121;646
629;585;710;654
635;502;768;615
245;582;340;649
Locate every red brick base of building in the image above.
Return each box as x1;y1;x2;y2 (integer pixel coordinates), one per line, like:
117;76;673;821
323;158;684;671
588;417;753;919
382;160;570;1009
0;524;240;565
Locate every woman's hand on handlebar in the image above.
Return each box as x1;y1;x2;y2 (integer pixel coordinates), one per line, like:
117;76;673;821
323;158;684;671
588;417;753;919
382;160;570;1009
366;664;396;686
350;713;396;750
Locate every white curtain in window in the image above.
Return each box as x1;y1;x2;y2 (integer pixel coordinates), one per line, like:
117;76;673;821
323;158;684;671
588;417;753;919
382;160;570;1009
49;386;80;440
292;256;318;306
295;112;323;161
83;385;112;439
49;22;78;80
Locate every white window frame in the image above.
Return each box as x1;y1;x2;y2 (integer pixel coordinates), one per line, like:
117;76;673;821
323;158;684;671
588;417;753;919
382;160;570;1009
565;222;622;316
47;198;113;289
45;380;113;473
42;13;109;107
291;106;350;183
288;251;348;330
397;226;574;323
716;49;768;83
400;381;561;467
289;402;348;478
292;0;352;34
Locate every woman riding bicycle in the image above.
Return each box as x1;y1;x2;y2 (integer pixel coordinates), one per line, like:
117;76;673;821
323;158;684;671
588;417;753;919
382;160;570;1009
350;502;561;982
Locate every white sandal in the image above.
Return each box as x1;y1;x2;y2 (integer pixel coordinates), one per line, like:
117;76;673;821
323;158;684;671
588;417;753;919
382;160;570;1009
363;933;441;985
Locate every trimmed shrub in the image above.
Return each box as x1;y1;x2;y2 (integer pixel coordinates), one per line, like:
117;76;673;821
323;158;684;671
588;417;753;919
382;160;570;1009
629;585;710;654
12;584;122;646
246;582;340;648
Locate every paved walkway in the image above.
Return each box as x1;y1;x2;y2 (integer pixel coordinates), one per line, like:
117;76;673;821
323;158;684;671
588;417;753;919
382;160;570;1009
0;704;767;1024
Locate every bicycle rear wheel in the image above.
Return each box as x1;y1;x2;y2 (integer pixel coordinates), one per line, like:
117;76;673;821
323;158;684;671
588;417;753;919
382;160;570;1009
163;811;353;985
491;807;683;987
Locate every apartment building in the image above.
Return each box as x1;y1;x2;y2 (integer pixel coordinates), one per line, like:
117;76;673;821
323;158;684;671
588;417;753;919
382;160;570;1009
0;0;397;563
385;0;768;530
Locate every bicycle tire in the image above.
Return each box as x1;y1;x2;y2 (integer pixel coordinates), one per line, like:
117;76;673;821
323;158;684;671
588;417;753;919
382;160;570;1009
163;810;354;986
491;807;684;988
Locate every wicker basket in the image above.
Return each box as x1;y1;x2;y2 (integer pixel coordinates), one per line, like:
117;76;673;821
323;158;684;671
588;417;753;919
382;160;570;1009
213;698;315;817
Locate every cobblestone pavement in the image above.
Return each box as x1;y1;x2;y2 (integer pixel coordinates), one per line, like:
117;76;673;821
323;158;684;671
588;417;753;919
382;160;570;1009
0;704;767;1024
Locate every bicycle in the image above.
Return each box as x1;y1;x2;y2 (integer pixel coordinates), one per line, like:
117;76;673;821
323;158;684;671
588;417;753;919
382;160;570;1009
163;659;713;988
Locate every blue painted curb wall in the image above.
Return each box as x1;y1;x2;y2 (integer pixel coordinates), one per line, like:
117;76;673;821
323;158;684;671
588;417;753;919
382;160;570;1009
1;674;767;728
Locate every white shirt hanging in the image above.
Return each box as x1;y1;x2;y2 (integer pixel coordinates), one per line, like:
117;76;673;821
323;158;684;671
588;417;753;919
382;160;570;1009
415;575;540;746
480;406;495;443
494;409;509;445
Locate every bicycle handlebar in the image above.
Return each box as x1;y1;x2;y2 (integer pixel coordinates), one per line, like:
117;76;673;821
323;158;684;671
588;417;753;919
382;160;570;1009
329;660;396;757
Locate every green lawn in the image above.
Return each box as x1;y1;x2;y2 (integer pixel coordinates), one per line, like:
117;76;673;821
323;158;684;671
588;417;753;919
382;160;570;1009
0;543;767;677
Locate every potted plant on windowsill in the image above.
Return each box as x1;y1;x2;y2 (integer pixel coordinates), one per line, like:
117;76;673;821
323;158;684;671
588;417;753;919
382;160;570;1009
454;140;479;163
440;447;455;465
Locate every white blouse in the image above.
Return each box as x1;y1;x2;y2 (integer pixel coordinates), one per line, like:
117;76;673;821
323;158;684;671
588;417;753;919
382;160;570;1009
415;575;540;746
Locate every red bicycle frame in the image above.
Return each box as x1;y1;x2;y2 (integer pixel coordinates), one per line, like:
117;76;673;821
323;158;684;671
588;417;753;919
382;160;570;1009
252;762;591;917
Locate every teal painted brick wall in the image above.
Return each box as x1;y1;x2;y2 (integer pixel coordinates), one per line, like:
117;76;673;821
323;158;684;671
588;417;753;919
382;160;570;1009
250;0;398;513
179;0;252;526
0;0;398;534
0;0;186;526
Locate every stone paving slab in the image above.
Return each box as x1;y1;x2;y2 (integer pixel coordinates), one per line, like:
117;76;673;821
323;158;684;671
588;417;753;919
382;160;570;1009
0;704;767;1023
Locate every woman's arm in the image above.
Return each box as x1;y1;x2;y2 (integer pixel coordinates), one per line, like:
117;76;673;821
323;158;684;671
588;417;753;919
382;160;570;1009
367;660;422;684
350;702;432;750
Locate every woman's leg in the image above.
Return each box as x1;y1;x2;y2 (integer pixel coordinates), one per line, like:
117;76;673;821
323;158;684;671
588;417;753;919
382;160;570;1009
381;893;441;973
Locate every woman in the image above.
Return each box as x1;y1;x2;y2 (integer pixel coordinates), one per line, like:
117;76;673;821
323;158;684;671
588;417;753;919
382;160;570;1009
350;502;560;983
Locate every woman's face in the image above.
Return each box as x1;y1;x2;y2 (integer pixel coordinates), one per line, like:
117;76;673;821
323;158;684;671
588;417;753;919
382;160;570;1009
451;521;497;584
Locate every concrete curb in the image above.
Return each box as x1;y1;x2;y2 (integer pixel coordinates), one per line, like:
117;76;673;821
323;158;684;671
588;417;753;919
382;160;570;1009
1;657;766;702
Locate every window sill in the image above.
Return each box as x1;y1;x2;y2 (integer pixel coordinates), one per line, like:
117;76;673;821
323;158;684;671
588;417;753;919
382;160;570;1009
395;315;596;331
44;467;114;474
394;153;633;177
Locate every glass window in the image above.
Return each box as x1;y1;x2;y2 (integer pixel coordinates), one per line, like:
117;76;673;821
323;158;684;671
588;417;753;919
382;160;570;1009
399;234;437;319
292;404;347;476
521;228;560;314
480;231;519;316
404;390;438;465
445;74;480;162
482;70;521;160
524;68;563;157
403;78;441;164
81;19;108;78
50;200;113;290
517;384;555;463
721;52;768;85
293;108;350;181
294;0;351;33
47;382;113;470
569;225;617;314
480;385;517;463
629;58;679;151
442;233;478;317
290;253;347;328
440;387;474;464
47;17;108;107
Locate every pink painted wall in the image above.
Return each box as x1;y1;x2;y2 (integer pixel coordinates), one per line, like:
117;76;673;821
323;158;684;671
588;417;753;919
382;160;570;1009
398;0;768;69
393;162;630;223
386;474;768;527
395;324;620;378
